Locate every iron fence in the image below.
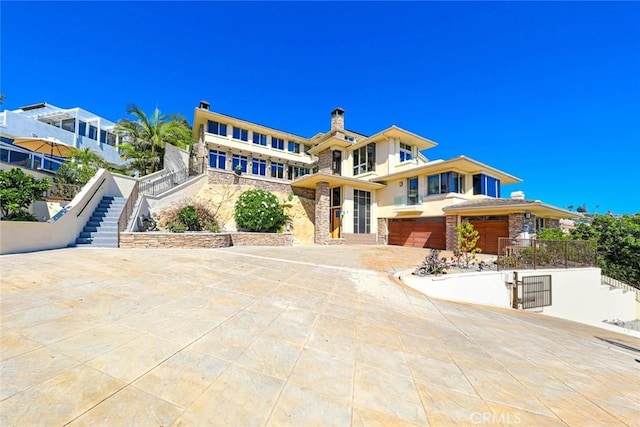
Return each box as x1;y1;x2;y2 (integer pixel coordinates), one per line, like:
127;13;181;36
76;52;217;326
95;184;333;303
139;169;189;196
497;238;597;271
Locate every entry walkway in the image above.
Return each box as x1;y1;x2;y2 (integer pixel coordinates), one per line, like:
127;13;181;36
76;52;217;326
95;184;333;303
1;246;638;425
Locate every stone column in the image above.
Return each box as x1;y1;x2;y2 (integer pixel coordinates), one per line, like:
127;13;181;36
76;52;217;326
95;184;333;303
377;218;388;245
508;213;524;239
446;215;458;251
317;149;332;174
315;181;330;244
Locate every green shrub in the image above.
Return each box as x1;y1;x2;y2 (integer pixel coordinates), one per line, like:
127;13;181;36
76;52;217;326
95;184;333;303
537;227;570;240
0;168;50;220
168;221;186;233
4;211;39;222
178;205;200;231
235;189;287;232
519;246;552;265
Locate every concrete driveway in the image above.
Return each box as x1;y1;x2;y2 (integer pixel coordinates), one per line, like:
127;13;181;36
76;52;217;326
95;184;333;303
1;245;639;426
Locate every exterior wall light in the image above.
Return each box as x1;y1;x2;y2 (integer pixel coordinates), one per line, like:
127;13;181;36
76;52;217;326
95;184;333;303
525;212;531;219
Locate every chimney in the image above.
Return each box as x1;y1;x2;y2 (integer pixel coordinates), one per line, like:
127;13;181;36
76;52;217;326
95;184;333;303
510;191;525;200
331;107;345;131
199;100;210;110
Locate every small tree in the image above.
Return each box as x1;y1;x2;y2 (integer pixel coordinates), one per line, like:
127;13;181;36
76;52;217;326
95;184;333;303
235;189;287;232
54;148;106;187
456;220;482;268
0;168;50;221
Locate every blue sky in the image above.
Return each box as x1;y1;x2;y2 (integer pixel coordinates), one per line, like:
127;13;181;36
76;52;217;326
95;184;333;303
2;1;639;214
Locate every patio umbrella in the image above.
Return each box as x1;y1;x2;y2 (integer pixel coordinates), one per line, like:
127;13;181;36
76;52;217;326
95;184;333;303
11;137;77;169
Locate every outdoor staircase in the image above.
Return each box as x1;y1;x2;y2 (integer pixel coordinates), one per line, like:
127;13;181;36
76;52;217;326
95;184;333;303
74;196;126;248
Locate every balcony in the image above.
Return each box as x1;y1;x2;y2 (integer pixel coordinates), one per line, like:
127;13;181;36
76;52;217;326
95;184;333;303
393;194;424;213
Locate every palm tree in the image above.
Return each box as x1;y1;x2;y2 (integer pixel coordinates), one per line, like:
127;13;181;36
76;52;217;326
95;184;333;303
115;104;193;175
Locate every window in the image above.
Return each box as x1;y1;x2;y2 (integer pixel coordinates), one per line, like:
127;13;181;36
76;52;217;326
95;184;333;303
472;174;501;197
353;190;371;233
252;158;267;176
232;154;247;173
232;126;248;141
100;130;107;144
209;150;226;169
271;137;284;150
399;143;413;162
288;165;309;180
332;150;342;175
407;177;419;205
535;217;545;232
88;125;97;140
106;133;117;146
303;144;312;155
253;132;267;146
78;121;87;136
353;143;376;175
288;141;300;153
61;119;75;133
331;187;341;207
271;162;284;179
207;120;227;136
427;172;466;195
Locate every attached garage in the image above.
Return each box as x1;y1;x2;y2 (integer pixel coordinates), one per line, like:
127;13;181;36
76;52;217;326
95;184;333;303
463;216;509;255
388;217;446;249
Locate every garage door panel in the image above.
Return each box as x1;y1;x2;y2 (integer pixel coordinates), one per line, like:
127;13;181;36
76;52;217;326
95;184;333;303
467;220;508;255
388;218;446;249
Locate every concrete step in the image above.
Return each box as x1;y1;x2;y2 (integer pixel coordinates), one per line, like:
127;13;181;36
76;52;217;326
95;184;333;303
83;225;118;233
80;231;118;239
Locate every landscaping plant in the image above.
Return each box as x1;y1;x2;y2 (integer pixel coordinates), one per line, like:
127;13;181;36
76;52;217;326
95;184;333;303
456;220;482;268
0;168;50;221
235;189;287;232
157;199;219;233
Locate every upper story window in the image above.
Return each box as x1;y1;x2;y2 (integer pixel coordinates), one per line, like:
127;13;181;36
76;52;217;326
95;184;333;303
303;144;311;155
345;135;355;142
100;130;107;144
209;150;226;169
272;137;284;150
106;132;117;146
288;165;309;180
88;125;98;140
232;126;248;141
427;172;466;195
288;141;300;153
271;162;284;179
353;143;376;176
61;119;75;133
473;174;501;198
232;154;247;173
399;143;413;162
252;158;267;176
207;120;227;136
253;132;267;146
78;121;87;136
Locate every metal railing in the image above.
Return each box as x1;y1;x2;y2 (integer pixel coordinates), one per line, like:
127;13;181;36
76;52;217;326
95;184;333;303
602;275;640;302
139;169;189;196
497;238;597;271
45;183;82;200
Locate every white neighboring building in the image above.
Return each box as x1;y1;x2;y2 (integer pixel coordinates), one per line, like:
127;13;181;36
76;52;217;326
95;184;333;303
0;102;125;167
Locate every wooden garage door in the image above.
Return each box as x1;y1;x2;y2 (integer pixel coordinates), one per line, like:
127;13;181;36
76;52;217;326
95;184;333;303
388;217;446;249
465;216;509;255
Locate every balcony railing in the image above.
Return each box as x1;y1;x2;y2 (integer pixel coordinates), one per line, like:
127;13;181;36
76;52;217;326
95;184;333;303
394;194;424;206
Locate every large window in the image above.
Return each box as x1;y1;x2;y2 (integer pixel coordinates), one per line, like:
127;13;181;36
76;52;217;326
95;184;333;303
473;174;501;197
271;137;284;150
232;126;248;141
252;158;267;176
253;132;267;146
209;150;226;169
353;190;371;233
407;176;419;205
427;172;466;195
399;143;413;162
353;143;376;175
288;165;309;180
232;154;247;173
332;150;342;175
88;125;98;140
271;162;284;179
288;141;300;153
61;119;75;133
78;121;87;136
207;120;227;136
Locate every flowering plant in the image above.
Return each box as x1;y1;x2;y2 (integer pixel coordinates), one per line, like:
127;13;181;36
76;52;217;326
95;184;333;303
234;189;287;232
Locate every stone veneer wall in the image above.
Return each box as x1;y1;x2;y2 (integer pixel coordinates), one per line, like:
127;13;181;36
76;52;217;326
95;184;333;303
377;218;388;245
445;215;458;251
343;233;378;245
316;149;332;174
315;182;330;244
508;213;538;238
119;232;293;249
207;169;315;200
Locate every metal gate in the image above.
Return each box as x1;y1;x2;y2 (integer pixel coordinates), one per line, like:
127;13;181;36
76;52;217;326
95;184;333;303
520;275;552;309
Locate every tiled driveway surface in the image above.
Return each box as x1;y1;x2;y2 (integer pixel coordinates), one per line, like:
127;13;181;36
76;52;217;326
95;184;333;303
1;245;639;426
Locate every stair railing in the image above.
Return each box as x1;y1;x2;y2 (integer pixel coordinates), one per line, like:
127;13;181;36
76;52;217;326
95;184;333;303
602;275;640;302
76;178;106;217
117;181;140;245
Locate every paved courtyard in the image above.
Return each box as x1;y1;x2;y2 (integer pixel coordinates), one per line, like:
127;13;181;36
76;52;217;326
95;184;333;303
1;245;639;426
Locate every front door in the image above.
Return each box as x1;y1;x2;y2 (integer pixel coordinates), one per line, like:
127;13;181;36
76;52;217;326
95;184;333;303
331;207;341;238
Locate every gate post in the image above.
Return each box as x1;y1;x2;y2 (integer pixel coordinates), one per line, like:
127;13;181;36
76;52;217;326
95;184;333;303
512;271;519;309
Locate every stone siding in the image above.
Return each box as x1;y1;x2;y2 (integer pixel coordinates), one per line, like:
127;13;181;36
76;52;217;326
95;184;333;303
446;215;458;251
508;213;524;238
343;233;378;245
314;182;330;244
377;218;388;245
119;232;231;249
316;150;333;174
119;232;293;249
208;170;293;193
